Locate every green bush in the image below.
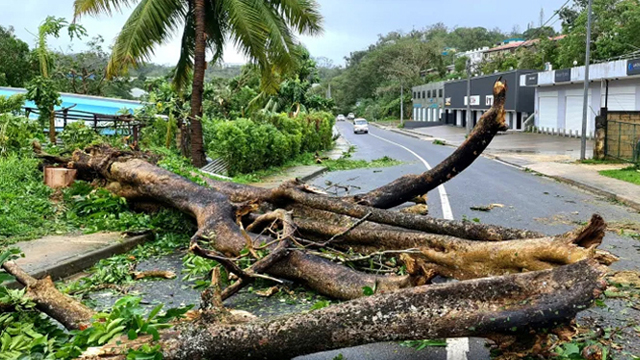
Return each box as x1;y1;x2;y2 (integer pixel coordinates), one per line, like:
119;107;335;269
59;122;103;151
0;155;57;242
0;114;43;156
207;111;334;175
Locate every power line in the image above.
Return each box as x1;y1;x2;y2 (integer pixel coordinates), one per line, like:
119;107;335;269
511;0;573;52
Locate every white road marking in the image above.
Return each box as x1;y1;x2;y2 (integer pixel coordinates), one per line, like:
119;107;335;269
446;338;470;360
369;133;454;220
369;131;468;360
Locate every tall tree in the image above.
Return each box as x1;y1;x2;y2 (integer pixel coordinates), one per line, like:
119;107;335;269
73;0;323;166
0;26;34;87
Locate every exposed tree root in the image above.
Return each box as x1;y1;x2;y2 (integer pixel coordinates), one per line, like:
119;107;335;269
80;260;607;360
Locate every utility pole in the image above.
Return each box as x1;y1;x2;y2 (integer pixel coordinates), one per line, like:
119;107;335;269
580;0;593;160
400;83;404;125
466;58;472;134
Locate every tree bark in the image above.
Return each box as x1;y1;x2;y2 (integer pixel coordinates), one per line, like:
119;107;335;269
2;261;96;330
49;105;56;144
189;0;208;167
81;260;607;360
352;80;509;209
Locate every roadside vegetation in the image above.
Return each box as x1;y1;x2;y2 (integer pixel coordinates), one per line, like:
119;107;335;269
600;166;640;186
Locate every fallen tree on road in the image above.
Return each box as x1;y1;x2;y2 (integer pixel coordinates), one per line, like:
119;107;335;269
5;79;616;359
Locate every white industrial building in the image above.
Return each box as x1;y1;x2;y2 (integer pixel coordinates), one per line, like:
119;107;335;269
520;59;640;138
455;47;489;68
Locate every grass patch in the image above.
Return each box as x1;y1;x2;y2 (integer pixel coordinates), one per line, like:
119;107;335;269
232;152;402;183
374;120;401;127
322;156;402;171
0;152;196;247
599;166;640;186
432;139;446;146
579;158;629;165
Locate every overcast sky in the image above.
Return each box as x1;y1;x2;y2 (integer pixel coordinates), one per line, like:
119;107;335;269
1;0;569;67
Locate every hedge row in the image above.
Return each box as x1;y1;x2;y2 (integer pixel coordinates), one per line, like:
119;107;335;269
207;112;334;175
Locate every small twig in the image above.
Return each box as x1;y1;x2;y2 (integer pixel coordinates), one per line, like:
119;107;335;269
221;210;295;300
313;212;372;247
201;267;224;311
133;270;176;280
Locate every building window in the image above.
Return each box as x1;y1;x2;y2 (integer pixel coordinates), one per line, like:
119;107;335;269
422;91;425;98
413;92;416;99
427;90;431;98
439;89;443;98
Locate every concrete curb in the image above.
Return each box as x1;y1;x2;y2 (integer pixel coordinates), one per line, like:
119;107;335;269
35;232;155;281
299;166;328;182
541;173;640;212
371;123;457;147
488;155;640;212
7;232;154;287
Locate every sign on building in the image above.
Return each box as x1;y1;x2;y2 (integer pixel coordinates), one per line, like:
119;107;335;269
485;95;494;106
445;97;451;106
554;69;571;83
525;73;538;86
627;58;640;76
464;95;480;106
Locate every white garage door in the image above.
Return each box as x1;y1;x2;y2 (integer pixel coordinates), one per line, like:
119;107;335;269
565;96;585;134
538;96;558;130
603;85;636;111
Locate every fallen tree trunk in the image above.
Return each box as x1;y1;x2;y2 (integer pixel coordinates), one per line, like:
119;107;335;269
295;214;616;280
81;260;607;360
9;78;616;359
351;79;509;209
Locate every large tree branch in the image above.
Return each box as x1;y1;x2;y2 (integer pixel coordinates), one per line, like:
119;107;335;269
2;261;96;330
352;79;510;209
295;214;615;280
82;260;607;360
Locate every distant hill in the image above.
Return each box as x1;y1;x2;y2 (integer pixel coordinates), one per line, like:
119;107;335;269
128;63;243;80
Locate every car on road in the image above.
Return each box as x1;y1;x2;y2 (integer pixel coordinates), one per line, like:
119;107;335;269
353;118;369;134
336;114;346;121
347;113;355;121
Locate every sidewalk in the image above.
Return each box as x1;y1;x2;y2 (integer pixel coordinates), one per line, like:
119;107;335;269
378;123;640;211
9;232;153;283
7;131;351;280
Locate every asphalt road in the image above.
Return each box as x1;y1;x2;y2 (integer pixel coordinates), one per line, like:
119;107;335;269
322;121;640;272
303;121;640;360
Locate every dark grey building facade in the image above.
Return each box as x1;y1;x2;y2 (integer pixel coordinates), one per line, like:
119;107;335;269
443;70;536;130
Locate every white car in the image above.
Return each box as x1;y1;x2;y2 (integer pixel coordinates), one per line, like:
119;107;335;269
347;113;355;121
336;114;346;121
353;118;369;134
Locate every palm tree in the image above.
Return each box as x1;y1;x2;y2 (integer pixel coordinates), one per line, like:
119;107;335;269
73;0;322;166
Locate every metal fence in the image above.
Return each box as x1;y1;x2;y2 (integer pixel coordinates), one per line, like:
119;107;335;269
605;111;640;162
24;106;141;142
